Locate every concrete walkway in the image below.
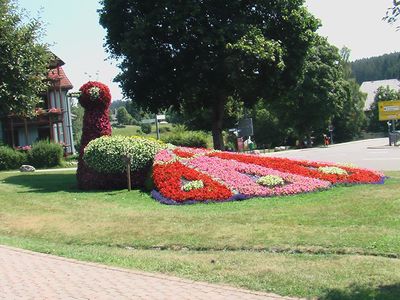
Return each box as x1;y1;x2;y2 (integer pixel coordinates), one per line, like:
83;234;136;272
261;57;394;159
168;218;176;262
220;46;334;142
0;245;297;300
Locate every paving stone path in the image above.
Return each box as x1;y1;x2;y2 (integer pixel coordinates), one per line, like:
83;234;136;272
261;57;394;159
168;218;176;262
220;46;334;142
0;245;298;300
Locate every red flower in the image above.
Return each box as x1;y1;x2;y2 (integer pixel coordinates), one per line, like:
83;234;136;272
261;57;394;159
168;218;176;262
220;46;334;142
153;161;233;202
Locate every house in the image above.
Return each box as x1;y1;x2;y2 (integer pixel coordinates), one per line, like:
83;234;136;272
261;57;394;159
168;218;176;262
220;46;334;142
360;79;400;111
0;54;75;154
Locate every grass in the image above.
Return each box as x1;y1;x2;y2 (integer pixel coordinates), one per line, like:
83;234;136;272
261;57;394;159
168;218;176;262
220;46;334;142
0;171;400;299
112;124;174;139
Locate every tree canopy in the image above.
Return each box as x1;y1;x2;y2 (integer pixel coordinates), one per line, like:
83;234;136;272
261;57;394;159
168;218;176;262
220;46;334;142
0;0;50;117
384;0;400;28
99;0;319;149
351;52;400;84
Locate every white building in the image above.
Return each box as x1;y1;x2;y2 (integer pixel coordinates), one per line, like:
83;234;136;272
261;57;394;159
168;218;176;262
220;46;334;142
360;79;400;111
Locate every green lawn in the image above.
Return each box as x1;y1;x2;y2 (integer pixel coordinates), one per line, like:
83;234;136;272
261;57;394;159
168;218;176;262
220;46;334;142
112;124;173;138
1;171;400;299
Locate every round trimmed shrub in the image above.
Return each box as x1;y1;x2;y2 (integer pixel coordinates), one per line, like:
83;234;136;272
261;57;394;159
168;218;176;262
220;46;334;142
0;146;27;170
140;123;151;134
83;136;164;174
27;141;63;168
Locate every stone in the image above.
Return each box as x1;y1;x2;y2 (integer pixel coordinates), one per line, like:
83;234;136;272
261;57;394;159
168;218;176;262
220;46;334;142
20;165;36;172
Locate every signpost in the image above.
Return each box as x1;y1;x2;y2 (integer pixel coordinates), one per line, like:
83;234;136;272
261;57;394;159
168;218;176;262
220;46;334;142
378;100;400;121
328;124;334;145
378;100;400;146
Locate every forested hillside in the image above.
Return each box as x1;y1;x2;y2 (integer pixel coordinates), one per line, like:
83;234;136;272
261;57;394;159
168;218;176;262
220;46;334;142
351;52;400;84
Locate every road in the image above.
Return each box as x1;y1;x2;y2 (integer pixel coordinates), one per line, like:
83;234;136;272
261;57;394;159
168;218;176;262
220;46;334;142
267;138;399;171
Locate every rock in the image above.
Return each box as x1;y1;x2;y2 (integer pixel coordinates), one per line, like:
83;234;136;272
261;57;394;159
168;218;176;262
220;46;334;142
20;165;36;172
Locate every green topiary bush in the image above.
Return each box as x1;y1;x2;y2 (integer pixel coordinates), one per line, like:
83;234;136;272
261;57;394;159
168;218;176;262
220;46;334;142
0;146;27;170
162;131;208;148
140;123;152;134
83;135;164;174
27;140;63;168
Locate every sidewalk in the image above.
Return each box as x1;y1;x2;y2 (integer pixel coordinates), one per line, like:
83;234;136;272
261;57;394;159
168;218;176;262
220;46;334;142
0;245;298;300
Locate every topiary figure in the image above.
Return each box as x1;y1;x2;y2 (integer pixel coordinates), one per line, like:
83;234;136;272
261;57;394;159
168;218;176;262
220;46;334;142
76;81;118;189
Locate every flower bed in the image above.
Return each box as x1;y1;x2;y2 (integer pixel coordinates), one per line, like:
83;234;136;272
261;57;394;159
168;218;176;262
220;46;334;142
151;147;385;205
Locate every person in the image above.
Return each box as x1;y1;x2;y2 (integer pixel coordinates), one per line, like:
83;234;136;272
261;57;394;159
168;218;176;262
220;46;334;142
323;134;330;147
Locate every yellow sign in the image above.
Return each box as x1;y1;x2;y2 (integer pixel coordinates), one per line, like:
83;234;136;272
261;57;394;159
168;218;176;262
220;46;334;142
378;100;400;121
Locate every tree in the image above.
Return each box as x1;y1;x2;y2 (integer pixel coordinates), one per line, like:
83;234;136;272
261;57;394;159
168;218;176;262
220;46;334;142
253;39;366;146
116;106;133;125
331;47;366;142
99;0;319;149
367;86;400;132
351;52;400;84
277;37;347;141
0;0;50;117
385;0;400;29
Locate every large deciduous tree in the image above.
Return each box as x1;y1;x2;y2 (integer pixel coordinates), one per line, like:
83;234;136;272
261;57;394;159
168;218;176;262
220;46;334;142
0;0;50;117
99;0;319;149
385;0;400;28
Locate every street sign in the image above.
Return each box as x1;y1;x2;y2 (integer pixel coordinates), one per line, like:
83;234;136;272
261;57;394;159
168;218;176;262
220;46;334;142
378;100;400;121
237;118;253;137
156;114;166;121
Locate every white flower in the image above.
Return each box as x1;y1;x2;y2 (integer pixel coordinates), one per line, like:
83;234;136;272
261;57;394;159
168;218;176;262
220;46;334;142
88;86;101;100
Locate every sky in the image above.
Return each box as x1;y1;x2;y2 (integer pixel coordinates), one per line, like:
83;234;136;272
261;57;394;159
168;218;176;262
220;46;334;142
17;0;400;101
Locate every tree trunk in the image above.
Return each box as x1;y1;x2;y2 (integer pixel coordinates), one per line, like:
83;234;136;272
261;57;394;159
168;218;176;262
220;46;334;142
212;97;225;150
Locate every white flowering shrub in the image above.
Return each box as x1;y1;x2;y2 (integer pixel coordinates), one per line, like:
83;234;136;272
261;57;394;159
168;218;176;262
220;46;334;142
318;166;348;175
181;180;204;192
257;175;285;187
83;136;165;173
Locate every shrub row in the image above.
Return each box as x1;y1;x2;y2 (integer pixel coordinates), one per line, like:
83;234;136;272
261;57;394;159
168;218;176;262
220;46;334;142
162;131;208;148
83;135;164;174
0;141;64;170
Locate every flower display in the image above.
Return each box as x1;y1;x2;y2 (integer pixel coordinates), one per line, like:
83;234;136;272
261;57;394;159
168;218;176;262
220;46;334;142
77;81;113;190
208;152;384;184
182;180;204;192
257;175;285;187
48;108;62;114
318;166;348;175
151;147;385;205
88;86;101;100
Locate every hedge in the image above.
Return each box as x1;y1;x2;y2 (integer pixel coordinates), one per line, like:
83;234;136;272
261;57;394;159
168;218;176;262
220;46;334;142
83;135;164;174
0;146;27;170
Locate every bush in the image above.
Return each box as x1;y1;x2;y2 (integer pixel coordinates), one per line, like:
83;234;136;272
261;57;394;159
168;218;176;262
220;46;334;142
27;141;63;168
83;136;164;174
162;131;208;148
0;146;27;170
140;123;152;134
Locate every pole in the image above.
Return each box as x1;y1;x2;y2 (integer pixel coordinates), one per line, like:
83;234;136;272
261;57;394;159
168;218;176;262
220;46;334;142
155;114;160;140
124;154;132;191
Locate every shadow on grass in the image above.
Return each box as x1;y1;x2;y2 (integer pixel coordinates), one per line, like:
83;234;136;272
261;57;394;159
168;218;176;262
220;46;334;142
4;173;143;195
320;283;400;300
4;173;82;193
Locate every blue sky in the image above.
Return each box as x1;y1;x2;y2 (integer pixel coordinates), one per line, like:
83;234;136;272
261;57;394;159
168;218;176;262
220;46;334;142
18;0;400;101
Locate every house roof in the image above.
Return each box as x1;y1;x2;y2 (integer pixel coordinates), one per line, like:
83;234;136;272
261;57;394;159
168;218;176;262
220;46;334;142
47;66;73;90
360;79;400;110
48;53;65;68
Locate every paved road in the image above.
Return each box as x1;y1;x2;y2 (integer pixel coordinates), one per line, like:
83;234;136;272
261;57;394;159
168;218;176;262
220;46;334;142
267;138;400;171
0;245;298;300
